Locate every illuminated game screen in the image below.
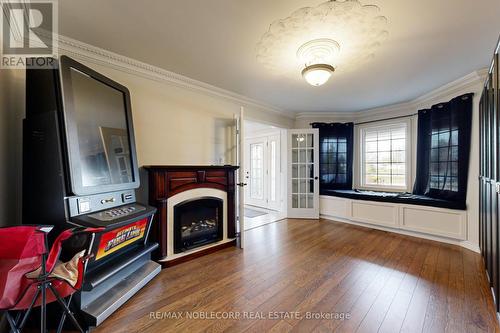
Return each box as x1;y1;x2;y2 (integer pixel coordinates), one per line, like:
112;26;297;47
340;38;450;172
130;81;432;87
95;218;148;260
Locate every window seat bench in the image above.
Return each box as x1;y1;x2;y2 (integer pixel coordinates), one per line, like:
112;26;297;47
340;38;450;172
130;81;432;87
321;189;465;210
319;191;469;245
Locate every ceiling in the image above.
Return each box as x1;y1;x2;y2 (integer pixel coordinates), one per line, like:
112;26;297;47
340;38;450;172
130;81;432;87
58;0;500;114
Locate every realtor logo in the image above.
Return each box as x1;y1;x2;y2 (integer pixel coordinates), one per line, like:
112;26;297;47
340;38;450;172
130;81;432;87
1;0;58;68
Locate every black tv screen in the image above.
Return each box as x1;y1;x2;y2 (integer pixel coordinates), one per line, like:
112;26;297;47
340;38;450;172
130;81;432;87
69;68;133;187
60;56;139;195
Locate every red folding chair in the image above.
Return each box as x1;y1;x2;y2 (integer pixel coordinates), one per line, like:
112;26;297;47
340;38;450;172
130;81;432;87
0;225;103;333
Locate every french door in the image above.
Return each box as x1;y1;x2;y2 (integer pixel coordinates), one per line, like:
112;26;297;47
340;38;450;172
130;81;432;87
288;129;320;219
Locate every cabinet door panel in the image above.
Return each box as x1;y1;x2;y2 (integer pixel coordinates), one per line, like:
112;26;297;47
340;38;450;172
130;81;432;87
491;183;498;297
487;183;493;283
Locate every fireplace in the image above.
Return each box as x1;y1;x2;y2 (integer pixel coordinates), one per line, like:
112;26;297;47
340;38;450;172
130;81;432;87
146;165;238;266
173;197;223;253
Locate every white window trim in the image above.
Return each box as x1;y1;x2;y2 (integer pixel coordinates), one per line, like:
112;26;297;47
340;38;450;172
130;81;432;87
355;117;413;193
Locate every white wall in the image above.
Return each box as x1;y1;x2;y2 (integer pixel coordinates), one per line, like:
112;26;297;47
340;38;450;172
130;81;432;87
0;40;295;227
295;70;486;251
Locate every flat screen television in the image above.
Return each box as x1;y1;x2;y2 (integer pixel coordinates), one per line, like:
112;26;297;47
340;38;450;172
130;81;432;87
59;56;140;196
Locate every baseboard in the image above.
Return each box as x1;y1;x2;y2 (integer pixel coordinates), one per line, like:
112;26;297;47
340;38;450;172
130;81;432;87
459;240;481;253
320;214;480;253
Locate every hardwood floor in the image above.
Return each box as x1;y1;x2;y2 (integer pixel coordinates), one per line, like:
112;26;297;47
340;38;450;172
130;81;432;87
93;219;499;333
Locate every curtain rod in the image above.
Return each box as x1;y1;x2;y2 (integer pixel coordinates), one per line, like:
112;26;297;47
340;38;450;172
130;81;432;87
354;113;418;126
309;113;418;127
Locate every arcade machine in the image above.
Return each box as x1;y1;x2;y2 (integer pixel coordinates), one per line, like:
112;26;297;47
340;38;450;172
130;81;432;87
23;56;161;328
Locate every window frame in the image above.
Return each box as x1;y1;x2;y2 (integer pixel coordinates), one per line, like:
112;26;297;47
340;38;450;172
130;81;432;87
357;118;413;192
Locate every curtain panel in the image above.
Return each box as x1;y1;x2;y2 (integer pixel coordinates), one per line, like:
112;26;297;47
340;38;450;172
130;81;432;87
413;93;474;207
311;122;354;191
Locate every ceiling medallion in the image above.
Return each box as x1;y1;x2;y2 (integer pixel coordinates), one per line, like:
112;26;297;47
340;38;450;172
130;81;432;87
255;0;389;86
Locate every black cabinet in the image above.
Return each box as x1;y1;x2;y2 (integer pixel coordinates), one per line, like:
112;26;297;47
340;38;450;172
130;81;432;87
480;36;500;311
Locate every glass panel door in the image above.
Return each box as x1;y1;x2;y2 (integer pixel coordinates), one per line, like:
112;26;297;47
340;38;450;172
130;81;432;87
288;129;319;219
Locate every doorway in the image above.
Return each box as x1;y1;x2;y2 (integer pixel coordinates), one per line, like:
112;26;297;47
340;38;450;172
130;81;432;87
243;120;286;230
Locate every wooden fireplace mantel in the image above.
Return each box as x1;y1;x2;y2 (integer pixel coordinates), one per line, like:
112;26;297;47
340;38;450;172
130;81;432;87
144;165;239;265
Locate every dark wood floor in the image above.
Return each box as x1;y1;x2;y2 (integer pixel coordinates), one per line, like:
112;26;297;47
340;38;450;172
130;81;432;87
94;219;499;333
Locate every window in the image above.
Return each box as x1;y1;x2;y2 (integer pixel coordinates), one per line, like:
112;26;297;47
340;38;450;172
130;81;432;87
312;122;354;191
429;124;458;191
320;137;347;184
250;143;264;199
413;93;473;205
360;121;410;191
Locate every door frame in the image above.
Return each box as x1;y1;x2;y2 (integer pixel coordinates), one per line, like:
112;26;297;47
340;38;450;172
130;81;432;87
244;129;282;211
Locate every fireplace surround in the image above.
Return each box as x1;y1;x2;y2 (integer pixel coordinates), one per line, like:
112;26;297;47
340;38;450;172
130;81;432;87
145;165;238;266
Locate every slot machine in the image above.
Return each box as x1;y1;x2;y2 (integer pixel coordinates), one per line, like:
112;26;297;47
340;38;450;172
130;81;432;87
23;56;161;328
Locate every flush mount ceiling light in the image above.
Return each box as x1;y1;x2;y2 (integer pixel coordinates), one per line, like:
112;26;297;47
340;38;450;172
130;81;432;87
302;64;335;86
297;38;339;86
255;0;389;85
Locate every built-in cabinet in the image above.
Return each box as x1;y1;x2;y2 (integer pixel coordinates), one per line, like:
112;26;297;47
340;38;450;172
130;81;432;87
320;196;467;241
479;37;500;313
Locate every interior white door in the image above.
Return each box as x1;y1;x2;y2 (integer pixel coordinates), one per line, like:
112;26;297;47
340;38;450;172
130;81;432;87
235;107;245;248
288;129;320;219
246;138;268;208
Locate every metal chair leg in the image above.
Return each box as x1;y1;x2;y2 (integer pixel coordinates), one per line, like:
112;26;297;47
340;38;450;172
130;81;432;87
56;294;74;333
48;284;85;333
14;311;21;326
3;286;41;333
18;287;41;332
5;311;20;333
40;283;47;333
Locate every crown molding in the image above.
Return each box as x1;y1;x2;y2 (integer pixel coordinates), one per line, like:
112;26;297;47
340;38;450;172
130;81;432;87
54;35;487;124
55;35;295;120
296;68;487;121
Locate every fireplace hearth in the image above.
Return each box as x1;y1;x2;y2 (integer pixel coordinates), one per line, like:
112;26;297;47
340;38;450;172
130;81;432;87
174;197;223;253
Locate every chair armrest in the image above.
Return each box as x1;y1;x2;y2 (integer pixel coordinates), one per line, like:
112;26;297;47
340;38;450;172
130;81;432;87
46;227;104;274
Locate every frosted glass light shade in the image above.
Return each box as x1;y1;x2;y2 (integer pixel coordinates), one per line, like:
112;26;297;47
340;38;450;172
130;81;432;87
302;64;335;86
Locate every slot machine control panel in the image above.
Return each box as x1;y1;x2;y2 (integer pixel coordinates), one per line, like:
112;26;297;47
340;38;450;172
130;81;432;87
67;190;138;218
88;203;146;221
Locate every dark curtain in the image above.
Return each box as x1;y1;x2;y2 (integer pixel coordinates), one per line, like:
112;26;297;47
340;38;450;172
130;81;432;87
312;122;354;191
413;93;473;206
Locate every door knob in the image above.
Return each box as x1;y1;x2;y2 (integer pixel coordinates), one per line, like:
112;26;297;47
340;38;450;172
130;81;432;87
314;176;319;180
